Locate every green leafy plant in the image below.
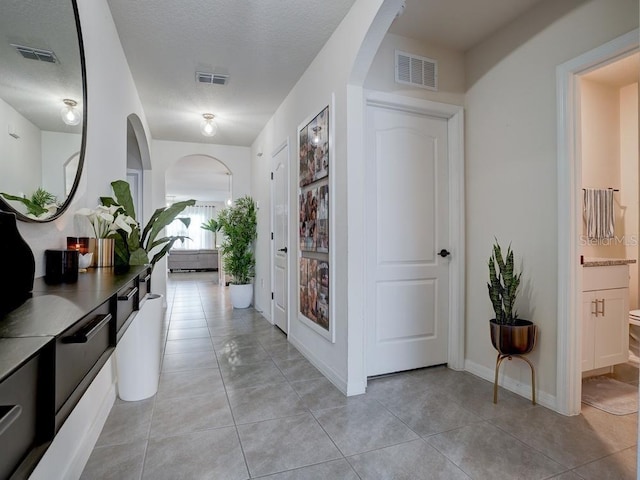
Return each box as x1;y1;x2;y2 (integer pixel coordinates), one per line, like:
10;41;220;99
100;180;195;270
217;196;257;285
201;217;221;247
487;240;522;325
1;188;57;218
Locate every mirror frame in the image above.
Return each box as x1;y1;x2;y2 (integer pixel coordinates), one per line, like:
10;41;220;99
0;0;87;223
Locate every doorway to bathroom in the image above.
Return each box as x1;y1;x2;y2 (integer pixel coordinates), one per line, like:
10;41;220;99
557;29;639;416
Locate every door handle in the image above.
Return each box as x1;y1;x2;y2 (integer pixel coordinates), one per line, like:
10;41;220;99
278;247;288;253
438;249;451;258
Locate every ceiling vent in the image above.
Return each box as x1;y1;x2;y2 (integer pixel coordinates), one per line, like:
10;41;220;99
11;44;58;63
395;50;437;91
196;72;229;85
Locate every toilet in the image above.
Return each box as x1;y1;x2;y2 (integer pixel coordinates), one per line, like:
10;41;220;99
629;310;640;364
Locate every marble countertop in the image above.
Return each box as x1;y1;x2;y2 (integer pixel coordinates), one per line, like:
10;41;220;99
583;258;637;267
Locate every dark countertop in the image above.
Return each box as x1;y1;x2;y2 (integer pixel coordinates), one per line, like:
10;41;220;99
0;266;147;338
0;337;52;382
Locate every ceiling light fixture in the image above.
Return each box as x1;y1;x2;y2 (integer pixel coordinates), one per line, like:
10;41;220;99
200;113;218;137
61;99;81;126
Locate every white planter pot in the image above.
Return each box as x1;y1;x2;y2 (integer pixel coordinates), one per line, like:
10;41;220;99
116;293;163;401
229;283;253;308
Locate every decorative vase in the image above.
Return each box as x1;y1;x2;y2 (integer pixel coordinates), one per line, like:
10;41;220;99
89;238;115;267
229;283;253;308
0;212;35;315
489;319;537;355
116;294;163;401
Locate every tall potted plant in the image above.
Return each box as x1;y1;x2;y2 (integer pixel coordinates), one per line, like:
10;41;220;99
487;240;536;355
218;196;257;308
488;240;537;404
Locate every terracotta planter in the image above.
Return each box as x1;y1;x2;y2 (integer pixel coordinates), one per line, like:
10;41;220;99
489;319;537;355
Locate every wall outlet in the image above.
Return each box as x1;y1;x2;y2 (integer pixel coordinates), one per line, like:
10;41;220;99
260;278;264;288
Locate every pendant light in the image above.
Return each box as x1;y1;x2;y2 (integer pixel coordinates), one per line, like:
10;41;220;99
61;99;81;126
200;113;218;137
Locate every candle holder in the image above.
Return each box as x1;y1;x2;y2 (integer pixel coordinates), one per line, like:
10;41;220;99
66;236;89;254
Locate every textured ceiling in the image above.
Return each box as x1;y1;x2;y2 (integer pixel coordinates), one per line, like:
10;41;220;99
106;0;357;147
0;0;83;134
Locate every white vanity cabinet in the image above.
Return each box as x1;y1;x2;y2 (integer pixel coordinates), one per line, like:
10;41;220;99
582;264;630;371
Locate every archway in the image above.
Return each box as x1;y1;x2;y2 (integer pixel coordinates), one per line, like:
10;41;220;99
164;154;232;252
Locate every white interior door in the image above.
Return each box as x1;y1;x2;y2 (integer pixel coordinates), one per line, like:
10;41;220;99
366;103;450;376
272;142;289;333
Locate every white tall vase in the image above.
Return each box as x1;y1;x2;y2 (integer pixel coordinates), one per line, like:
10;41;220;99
116;293;163;401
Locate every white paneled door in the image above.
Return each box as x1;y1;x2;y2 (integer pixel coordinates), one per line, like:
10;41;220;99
272;142;289;334
366;102;450;376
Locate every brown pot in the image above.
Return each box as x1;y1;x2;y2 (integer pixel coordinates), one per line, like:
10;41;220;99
490;319;537;355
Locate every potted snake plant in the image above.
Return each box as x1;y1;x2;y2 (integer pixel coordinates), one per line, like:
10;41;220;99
488;240;537;355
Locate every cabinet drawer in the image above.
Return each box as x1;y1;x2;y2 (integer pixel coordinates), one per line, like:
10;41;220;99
55;302;112;416
0;355;40;480
116;279;139;332
583;265;629;291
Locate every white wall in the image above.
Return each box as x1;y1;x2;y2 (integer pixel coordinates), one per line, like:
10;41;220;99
0;97;41;203
464;0;638;405
580;78;624;258
251;0;401;394
41;131;82;201
621;82;639;309
150;140;251;299
363;32;466;106
14;0;152;278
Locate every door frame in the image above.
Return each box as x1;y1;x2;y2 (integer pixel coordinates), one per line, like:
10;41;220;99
270;139;291;332
556;29;639;416
363;91;466;374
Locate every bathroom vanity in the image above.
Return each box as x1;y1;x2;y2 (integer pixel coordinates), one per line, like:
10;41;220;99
582;259;635;372
0;266;150;479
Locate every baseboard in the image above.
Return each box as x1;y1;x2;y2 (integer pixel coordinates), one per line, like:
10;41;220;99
464;359;557;412
288;335;349;395
29;357;117;480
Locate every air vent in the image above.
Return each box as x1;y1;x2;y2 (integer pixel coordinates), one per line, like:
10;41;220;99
11;44;58;63
395;50;437;91
196;72;229;85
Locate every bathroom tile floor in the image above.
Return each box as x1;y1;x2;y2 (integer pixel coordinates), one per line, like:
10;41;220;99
81;272;638;479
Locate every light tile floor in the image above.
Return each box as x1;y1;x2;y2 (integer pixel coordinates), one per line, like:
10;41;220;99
81;272;638;479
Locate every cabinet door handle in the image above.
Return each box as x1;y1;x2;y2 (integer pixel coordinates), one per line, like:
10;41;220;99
594;299;605;317
0;405;22;436
62;314;112;344
118;286;138;302
600;298;605;316
591;300;598;316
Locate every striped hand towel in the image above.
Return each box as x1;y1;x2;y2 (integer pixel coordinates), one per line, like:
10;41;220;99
584;188;615;239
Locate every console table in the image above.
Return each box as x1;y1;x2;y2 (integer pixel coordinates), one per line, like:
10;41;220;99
0;265;150;479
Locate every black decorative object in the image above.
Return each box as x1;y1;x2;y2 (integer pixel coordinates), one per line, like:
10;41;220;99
45;250;79;285
0;212;35;315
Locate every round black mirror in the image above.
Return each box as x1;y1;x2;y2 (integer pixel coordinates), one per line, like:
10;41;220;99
0;0;86;222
